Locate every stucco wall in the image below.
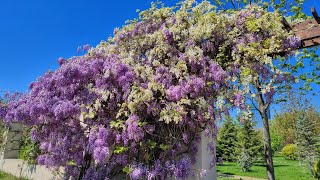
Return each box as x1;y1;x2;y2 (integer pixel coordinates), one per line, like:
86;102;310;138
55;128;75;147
0;159;62;180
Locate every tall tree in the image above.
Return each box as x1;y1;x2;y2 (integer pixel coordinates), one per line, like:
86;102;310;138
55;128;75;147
270;105;320;152
296;110;320;176
236;118;263;168
216;117;238;162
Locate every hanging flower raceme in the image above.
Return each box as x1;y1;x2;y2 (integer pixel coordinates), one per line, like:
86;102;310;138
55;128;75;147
5;1;300;179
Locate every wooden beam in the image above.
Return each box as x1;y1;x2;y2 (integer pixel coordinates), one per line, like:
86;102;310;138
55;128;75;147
291;7;320;48
292;19;319;31
311;7;320;24
282;17;291;30
293;21;320;48
301;37;320;48
294;26;320;40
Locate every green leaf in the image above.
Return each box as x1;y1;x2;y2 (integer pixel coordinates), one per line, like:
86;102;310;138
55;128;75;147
114;146;128;154
306;78;314;83
148;140;157;149
123;166;133;174
67;160;76;166
299;74;306;81
110;120;124;129
159;144;168;150
296;61;304;68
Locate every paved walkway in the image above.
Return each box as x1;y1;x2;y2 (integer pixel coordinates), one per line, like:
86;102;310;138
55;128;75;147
218;174;267;180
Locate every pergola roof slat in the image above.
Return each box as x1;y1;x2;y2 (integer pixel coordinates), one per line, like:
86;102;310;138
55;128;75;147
292;19;319;31
301;37;320;48
291;7;320;48
295;27;320;40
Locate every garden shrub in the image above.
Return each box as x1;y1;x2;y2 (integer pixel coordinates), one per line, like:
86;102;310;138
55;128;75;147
18;127;40;164
3;1;300;179
238;152;253;172
280;144;297;160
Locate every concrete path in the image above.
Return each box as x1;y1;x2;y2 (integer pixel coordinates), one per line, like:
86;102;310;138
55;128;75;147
218;174;267;180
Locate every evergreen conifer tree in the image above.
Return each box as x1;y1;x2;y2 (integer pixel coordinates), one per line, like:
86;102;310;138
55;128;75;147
296;111;320;176
216;117;238;162
237;119;263;171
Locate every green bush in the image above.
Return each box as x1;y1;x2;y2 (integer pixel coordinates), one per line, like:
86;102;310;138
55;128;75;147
18;127;40;165
238;152;253;172
314;159;320;179
280;144;297;160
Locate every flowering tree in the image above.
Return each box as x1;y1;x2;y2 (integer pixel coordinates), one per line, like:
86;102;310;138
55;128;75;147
4;1;300;179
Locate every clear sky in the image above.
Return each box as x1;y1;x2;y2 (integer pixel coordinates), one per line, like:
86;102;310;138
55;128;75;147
0;0;178;93
0;0;319;113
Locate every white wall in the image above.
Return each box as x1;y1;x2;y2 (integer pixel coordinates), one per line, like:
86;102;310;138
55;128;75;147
190;131;217;180
0;159;62;180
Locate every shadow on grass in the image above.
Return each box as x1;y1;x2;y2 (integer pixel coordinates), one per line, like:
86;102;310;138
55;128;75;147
216;170;240;173
254;164;289;168
218;174;238;180
254;159;265;163
217;164;237;167
222;172;236;175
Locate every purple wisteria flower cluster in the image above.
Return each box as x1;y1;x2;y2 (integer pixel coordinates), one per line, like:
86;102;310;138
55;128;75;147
4;1;300;179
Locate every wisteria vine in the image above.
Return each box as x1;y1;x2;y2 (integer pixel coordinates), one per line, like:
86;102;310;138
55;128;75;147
4;1;300;179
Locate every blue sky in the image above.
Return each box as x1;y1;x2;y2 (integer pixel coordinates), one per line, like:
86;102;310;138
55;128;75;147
0;0;319;123
0;0;177;93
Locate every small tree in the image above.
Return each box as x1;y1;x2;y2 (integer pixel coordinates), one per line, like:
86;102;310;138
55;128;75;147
296;111;320;176
238;152;253;172
237;118;263;171
270;112;297;146
216;117;238;162
270;121;284;153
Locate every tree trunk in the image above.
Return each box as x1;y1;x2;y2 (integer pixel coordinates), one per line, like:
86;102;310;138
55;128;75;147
255;79;275;180
261;108;275;180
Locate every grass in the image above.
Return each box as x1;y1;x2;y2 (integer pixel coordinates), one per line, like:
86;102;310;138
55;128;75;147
217;155;315;180
0;171;28;180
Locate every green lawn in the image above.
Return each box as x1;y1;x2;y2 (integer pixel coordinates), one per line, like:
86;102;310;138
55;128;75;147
217;155;315;180
0;171;28;180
